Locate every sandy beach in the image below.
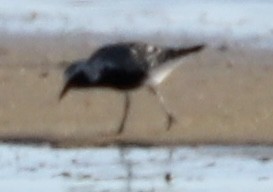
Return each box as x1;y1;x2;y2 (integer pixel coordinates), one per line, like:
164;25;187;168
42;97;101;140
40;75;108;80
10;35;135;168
2;1;273;191
0;0;273;146
0;32;273;146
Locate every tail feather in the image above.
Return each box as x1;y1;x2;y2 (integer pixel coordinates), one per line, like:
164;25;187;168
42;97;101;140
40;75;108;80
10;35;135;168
148;44;205;85
162;44;205;62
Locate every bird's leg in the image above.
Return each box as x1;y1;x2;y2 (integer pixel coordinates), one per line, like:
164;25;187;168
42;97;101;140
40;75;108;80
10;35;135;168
117;92;130;134
147;86;176;130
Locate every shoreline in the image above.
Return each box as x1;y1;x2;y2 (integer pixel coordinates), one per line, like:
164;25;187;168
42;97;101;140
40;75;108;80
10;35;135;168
1;33;273;146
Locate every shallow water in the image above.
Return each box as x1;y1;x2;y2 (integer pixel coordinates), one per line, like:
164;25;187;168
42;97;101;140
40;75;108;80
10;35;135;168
1;0;273;48
0;144;273;192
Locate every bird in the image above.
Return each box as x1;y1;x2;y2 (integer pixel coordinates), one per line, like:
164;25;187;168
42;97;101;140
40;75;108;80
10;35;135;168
59;42;205;134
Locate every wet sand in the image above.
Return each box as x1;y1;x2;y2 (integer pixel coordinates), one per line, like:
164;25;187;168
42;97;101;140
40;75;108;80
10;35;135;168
1;33;273;146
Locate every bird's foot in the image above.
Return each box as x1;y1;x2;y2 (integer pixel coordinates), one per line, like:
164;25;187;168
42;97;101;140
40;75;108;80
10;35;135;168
166;113;176;131
117;123;125;135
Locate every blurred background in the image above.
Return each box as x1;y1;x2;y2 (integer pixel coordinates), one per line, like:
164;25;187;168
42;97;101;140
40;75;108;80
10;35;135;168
1;0;273;191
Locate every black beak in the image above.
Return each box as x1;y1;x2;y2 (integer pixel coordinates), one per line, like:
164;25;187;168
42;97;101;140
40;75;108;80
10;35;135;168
59;59;88;100
59;81;71;101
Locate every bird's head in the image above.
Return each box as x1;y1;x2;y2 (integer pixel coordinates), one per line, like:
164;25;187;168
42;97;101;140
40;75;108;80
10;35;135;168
59;59;100;100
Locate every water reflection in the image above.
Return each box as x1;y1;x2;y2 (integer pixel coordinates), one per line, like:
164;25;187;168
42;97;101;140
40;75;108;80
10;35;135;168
2;144;273;192
117;147;176;192
119;147;133;192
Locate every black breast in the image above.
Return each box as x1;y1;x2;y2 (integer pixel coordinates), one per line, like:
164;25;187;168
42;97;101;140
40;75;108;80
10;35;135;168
88;44;148;90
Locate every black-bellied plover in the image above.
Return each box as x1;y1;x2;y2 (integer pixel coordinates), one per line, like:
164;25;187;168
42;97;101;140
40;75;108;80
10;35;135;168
59;42;205;134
